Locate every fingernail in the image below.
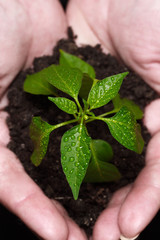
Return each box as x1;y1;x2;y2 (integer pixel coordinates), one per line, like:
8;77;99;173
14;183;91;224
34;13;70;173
120;234;139;240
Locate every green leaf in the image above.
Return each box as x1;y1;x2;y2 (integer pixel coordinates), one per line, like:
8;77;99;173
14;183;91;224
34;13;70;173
88;72;128;110
84;139;121;182
23;68;58;96
48;97;77;114
135;123;145;153
46;65;83;99
79;74;94;100
59;50;96;79
82;99;89;112
102;106;144;153
61;124;91;200
90;139;113;162
30;117;53;166
112;94;143;119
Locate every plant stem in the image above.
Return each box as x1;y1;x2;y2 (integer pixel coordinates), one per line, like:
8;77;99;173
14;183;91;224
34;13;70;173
97;109;118;118
75;97;83;113
93;116;106;121
86;109;118;123
73;113;78;119
86;78;99;107
52;118;79;131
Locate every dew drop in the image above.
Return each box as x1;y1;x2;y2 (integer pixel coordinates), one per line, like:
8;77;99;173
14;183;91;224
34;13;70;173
62;156;66;160
70;169;73;174
75;162;79;167
69;157;75;162
71;142;76;147
100;89;104;96
76;147;80;152
64;137;69;142
68;147;72;152
64;167;68;171
71;135;75;140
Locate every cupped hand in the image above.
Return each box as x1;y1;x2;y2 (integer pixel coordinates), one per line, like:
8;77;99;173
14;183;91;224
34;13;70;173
0;1;87;239
67;0;160;239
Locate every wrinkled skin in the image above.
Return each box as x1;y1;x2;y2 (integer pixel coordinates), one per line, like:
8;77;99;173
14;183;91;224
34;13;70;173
67;0;160;239
1;0;160;239
0;1;87;240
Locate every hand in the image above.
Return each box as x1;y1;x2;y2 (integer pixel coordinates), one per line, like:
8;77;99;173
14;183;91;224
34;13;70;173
67;0;160;239
0;1;87;239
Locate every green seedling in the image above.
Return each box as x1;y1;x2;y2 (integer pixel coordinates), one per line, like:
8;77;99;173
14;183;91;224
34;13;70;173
23;50;144;200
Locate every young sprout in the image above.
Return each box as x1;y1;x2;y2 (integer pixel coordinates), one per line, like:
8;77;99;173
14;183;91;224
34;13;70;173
23;50;144;200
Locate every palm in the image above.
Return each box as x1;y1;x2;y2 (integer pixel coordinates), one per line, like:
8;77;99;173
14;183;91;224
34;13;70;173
0;1;87;239
67;0;160;239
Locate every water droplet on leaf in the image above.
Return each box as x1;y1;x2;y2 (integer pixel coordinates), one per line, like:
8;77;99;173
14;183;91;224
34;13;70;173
75;162;79;167
68;147;72;152
69;157;75;162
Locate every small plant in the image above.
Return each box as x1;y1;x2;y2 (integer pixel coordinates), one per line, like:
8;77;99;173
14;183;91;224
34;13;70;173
23;50;144;200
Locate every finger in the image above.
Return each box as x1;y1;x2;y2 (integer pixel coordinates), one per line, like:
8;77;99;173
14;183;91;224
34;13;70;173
66;0;114;54
92;185;132;240
144;99;160;135
0;93;8;109
51;199;69;217
0;146;69;240
64;217;87;240
0;0;31;97
0;0;67;98
52;200;87;240
118;132;160;238
0;111;10;146
20;0;67;68
106;0;160;93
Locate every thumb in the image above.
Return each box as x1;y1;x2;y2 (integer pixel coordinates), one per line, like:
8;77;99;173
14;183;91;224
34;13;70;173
0;146;69;240
144;99;160;136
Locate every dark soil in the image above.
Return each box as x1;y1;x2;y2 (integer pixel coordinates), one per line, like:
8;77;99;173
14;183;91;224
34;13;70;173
5;30;159;238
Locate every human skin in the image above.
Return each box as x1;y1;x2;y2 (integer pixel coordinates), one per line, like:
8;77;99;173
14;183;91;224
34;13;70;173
0;1;87;239
66;0;160;239
1;0;160;239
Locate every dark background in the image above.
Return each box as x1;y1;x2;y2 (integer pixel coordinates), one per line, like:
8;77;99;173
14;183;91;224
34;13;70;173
60;0;68;9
